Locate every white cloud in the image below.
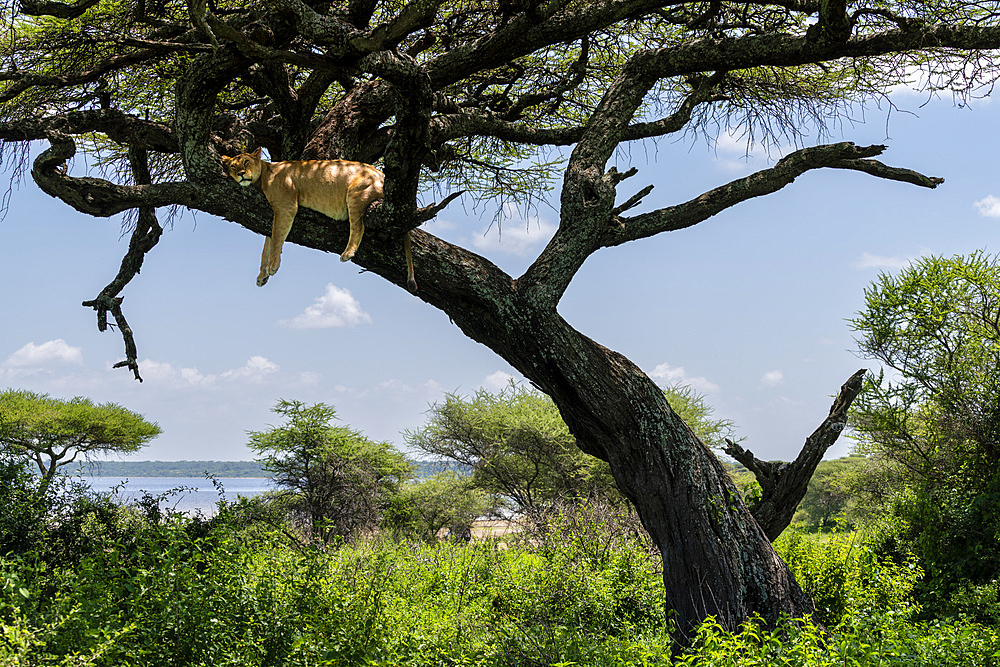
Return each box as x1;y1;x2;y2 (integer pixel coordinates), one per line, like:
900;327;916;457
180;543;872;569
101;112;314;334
470;216;557;257
221;355;279;382
482;370;516;390
137;359;181;383
851;252;914;271
138;356;278;386
4;339;83;367
760;370;784;387
974;195;1000;218
278;283;372;329
649;362;720;393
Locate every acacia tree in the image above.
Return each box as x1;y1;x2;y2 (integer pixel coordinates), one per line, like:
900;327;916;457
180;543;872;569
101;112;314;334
247;399;412;542
1;0;996;634
0;389;162;494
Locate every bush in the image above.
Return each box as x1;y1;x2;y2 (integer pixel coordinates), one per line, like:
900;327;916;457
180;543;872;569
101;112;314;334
865;479;1000;623
774;529;922;627
3;487;999;666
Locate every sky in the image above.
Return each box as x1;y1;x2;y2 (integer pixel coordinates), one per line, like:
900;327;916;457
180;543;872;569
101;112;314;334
0;85;997;464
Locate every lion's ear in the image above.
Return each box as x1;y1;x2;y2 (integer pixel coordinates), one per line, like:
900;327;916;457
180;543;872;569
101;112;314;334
251;147;262;159
220;155;232;166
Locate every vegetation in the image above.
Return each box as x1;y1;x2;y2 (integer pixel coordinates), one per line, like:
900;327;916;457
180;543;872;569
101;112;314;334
849;252;1000;622
5;249;1000;662
2;353;1000;663
247;400;412;543
406;383;733;518
1;461;997;666
0;389;161;494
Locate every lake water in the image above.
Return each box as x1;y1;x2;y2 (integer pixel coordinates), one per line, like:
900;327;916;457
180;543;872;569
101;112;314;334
81;477;274;515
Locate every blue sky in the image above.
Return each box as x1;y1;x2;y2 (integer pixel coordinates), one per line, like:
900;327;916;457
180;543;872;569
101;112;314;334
0;87;997;463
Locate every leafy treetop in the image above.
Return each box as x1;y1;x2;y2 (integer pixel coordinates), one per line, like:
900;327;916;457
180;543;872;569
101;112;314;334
0;388;162;493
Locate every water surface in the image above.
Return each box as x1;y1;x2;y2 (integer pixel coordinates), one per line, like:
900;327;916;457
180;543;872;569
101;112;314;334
82;476;273;514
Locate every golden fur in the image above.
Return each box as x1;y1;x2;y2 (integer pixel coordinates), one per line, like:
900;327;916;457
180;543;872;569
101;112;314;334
221;149;416;291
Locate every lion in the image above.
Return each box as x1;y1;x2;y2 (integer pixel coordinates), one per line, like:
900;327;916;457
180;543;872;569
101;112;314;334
220;148;416;291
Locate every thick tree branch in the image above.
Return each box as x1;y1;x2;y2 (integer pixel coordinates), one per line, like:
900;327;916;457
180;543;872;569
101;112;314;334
725;369;867;540
637;23;1000;81
262;0;375;58
30;133;199;216
0;110;177;153
369;53;434;230
609;142;942;247
424;0;675;87
19;0;100;19
518;50;662;307
205;14;355;74
365;0;446;51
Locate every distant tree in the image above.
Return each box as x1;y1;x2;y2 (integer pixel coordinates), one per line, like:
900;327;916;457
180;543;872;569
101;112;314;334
386;471;492;543
406;382;734;517
790;456;867;530
849;252;1000;615
0;389;161;494
247;400;412;543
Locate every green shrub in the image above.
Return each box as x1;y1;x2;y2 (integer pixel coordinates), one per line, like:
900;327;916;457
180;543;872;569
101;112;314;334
774;529;922;626
4;491;1000;667
865;481;1000;624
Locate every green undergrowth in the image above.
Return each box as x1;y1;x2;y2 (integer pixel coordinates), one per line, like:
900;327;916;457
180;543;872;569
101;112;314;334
1;508;998;666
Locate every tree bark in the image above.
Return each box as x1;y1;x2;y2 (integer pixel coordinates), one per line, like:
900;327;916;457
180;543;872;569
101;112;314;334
433;293;816;634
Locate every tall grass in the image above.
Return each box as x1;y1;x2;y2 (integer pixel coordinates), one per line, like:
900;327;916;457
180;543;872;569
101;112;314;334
1;504;998;666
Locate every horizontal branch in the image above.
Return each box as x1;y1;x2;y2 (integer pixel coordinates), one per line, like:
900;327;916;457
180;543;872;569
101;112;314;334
0;110;177;153
831;158;945;188
636;22;1000;82
0;47;175;104
30;133;199;216
20;0;100;18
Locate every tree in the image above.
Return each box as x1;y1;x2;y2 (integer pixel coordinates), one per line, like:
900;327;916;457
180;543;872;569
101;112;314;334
385;471;492;543
851;252;1000;487
2;0;995;634
407;382;734;517
849;253;1000;612
247;399;412;543
0;389;162;494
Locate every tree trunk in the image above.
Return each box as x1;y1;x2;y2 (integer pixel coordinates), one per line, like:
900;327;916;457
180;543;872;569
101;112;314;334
439;298;815;635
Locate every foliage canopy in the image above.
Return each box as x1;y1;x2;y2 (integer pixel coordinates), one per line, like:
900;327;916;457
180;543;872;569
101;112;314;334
0;388;161;493
850;252;1000;619
406;382;734;515
247;399;412;542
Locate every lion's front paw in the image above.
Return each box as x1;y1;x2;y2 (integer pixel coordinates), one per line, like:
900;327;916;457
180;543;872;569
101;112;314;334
256;271;269;287
340;250;355;262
